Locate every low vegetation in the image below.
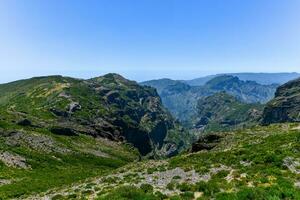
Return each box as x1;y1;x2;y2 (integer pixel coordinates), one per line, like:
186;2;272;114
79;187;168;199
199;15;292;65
27;123;300;199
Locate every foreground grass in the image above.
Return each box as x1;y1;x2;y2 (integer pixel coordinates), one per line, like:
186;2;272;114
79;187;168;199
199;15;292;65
41;123;300;200
0;123;139;199
166;124;300;199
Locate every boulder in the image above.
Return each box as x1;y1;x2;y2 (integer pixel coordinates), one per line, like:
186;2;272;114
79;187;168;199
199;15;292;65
17;119;32;126
190;133;222;152
50;127;77;136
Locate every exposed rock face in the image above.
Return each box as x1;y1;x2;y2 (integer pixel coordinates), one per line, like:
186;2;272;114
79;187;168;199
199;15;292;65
262;78;300;125
0;74;189;157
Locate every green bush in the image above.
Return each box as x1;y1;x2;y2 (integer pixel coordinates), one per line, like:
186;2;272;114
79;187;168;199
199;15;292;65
196;181;220;196
154;191;167;199
96;186;157;200
167;182;176;190
140;183;154;193
177;183;194;192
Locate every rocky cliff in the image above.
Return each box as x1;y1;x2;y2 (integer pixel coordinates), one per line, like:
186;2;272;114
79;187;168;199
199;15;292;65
262;77;300;124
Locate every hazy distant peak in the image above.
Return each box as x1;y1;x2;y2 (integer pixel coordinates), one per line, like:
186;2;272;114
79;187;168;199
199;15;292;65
186;72;300;86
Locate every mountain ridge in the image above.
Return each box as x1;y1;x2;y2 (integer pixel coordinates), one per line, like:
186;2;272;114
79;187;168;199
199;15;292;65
0;73;191;157
142;75;277;124
185;72;300;86
1;72;300;199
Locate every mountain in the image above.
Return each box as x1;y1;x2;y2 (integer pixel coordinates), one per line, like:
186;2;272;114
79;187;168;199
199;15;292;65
0;73;194;198
142;79;211;124
33;123;300;199
194;92;263;132
142;75;277;124
203;75;278;103
0;74;192;157
2;74;299;199
185;72;300;86
182;74;218;86
262;77;300;125
138;78;180;94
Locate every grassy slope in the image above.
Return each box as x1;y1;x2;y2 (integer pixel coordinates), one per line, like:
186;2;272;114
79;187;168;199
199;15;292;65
0;121;139;199
0;76;141;199
0;75;191;157
38;123;300;200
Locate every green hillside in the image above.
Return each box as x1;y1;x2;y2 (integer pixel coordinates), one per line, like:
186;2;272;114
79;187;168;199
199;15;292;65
1;74;299;200
194;92;263;132
0;74;191;157
0;74;193;199
0;121;139;199
28;123;300;200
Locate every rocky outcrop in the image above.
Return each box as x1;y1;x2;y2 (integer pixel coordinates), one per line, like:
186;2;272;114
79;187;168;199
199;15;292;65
262;78;300;125
50;126;78;136
190;133;223;152
0;151;30;169
5;131;71;154
17;119;32;126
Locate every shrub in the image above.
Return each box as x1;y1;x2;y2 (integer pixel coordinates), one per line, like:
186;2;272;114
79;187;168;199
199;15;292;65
140;183;154;193
154;191;167;199
173;175;181;180
96;185;157;200
167;182;176;190
177;183;194;192
196;181;220;196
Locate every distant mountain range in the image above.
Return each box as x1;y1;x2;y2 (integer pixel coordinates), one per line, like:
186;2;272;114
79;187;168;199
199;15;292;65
141;75;278;124
184;72;300;86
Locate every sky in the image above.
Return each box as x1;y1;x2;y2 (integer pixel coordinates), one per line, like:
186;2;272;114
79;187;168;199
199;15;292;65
0;0;300;83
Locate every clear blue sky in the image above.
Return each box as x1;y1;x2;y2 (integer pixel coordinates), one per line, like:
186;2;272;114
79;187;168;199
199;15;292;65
0;0;300;83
